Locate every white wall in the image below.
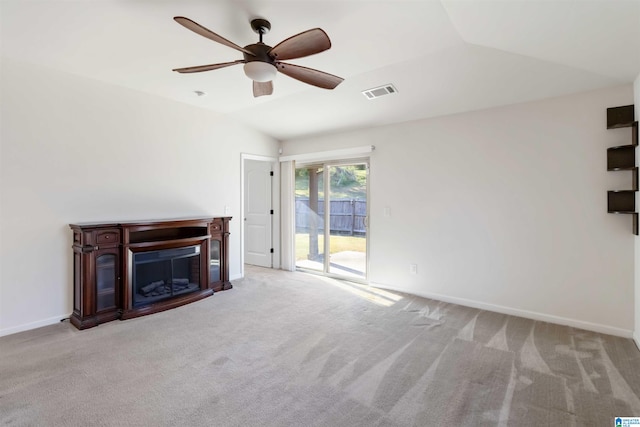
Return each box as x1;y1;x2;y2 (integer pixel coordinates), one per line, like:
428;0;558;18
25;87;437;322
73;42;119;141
0;58;279;336
283;85;635;336
635;73;640;348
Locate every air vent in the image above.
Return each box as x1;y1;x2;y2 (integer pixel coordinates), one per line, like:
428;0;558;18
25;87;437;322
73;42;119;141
362;84;398;100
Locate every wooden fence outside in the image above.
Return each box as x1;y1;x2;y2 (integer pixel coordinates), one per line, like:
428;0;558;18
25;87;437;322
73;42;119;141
295;198;366;235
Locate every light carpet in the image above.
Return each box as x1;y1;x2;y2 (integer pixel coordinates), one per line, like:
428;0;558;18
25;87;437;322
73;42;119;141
1;266;640;426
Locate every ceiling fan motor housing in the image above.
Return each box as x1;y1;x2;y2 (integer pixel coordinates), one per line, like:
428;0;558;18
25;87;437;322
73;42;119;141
243;43;275;65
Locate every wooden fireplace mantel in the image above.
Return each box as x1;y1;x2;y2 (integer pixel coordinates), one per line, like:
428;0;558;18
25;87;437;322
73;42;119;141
69;217;231;330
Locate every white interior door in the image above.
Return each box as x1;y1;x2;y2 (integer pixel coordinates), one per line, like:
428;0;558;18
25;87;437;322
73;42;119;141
244;159;273;267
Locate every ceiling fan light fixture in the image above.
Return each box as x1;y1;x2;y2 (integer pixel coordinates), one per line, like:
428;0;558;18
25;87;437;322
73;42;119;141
244;62;277;82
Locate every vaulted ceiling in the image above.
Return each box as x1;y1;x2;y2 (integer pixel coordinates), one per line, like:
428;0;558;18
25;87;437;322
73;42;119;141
2;0;639;140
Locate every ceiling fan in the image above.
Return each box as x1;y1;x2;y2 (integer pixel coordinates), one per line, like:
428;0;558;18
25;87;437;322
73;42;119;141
172;16;344;97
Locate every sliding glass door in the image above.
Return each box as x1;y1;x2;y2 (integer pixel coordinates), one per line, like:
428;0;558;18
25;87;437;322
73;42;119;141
295;165;325;273
295;161;368;281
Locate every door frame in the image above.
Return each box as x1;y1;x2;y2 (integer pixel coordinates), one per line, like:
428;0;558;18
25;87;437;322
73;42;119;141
240;153;280;278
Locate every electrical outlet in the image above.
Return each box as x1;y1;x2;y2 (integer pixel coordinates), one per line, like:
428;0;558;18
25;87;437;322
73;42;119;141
224;206;231;215
409;264;417;274
384;207;391;217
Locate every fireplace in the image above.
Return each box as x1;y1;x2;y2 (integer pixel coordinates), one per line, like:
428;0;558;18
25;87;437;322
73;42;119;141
122;223;213;320
69;217;231;329
132;245;202;307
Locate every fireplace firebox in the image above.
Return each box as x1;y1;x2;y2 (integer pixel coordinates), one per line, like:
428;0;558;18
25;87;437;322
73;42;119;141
132;245;202;307
69;217;231;330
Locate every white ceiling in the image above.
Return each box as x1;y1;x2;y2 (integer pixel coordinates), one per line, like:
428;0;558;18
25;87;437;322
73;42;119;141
2;0;639;140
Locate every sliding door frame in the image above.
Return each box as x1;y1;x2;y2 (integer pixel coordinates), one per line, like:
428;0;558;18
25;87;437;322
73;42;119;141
296;157;370;284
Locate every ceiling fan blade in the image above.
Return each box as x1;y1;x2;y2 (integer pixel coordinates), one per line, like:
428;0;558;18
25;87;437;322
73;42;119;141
174;16;255;56
253;81;273;97
276;62;343;89
173;60;244;74
269;28;331;61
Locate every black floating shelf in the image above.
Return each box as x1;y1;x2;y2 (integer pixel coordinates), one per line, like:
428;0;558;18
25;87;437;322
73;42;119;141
606;107;637;235
607;105;635;129
608;123;636;130
608;190;636;213
607;145;636;170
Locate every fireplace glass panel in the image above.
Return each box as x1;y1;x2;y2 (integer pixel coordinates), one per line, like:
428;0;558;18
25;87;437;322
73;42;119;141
74;255;81;310
96;253;116;311
133;245;201;307
210;239;220;283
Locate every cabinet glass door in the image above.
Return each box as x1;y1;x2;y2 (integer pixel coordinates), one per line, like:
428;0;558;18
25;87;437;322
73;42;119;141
96;252;117;311
210;239;221;283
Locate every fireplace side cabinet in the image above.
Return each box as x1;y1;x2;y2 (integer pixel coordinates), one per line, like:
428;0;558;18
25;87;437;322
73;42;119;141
70;226;122;329
209;218;232;291
70;217;231;330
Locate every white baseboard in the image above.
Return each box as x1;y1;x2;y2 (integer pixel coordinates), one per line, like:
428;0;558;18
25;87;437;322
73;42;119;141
634;332;640;352
370;282;634;338
229;273;243;281
0;314;70;338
